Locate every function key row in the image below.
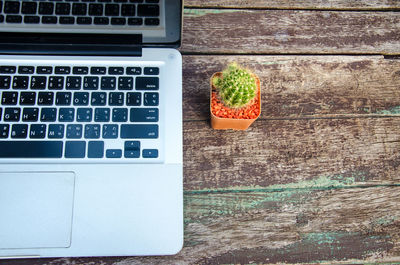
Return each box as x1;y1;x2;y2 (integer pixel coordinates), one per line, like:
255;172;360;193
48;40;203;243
1;2;159;17
0;66;159;75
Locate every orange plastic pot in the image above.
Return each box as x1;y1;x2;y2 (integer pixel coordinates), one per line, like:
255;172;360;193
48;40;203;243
210;72;261;130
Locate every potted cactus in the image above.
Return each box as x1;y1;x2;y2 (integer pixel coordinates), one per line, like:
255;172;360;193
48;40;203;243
210;63;261;130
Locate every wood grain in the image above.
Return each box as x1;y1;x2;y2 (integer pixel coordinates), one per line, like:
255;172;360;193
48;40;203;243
184;0;400;10
181;9;400;54
183;55;400;120
183;118;400;190
7;186;400;264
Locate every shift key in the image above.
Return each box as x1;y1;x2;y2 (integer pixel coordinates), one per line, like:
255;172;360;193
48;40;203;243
130;108;158;122
121;125;158;139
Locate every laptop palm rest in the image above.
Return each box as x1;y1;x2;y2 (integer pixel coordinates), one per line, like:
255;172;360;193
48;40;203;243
0;172;75;249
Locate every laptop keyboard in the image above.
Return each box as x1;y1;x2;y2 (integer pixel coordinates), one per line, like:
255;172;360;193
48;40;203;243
0;62;161;160
0;0;160;27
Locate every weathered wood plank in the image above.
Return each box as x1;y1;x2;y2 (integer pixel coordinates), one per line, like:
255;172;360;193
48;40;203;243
183;55;400;120
181;10;400;54
184;0;400;10
183;118;400;190
12;186;400;264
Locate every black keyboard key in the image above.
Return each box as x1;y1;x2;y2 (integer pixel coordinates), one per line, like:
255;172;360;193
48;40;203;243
39;2;54;15
88;141;104;158
65;141;86;158
145;18;159;26
0;141;62;158
56;92;72;105
108;67;124;75
83;76;99;90
121;4;135;16
85;124;100;139
94;17;109;25
37;66;53;74
91;92;106;106
59;16;75;24
90;67;106;75
0;15;3;23
112;108;128;122
0;66;16;74
121;124;158;139
58;108;74;122
55;66;71;75
118;76;133;90
29;124;46;139
89;3;103;16
73;66;89;75
130;0;144;3
38;92;54;105
144;92;159;106
124;141;140;158
126;92;141;106
135;77;158;90
76;108;92;122
4;1;19;14
1;92;17;105
130;108;158;122
128;18;142;25
11;124;28;138
105;4;119;16
109;92;124;106
94;108;110;122
101;76;116;90
73;92;89;106
49;76;64;90
137;4;159;16
0;76;11;89
40;107;57;122
143;149;158;158
146;0;159;3
48;124;65;139
102;124;118;139
66;124;83;139
22;107;38;122
12;76;29;89
24;16;40;24
0;108;2;121
0;124;9;138
4;107;20;121
20;92;36;105
126;67;141;75
106;149;122;158
144;67;159;75
66;76;82;90
72;3;87;15
18;66;34;74
31;76;47;90
6;15;22;23
42;16;57;24
111;17;126;25
77;16;91;25
55;3;70;15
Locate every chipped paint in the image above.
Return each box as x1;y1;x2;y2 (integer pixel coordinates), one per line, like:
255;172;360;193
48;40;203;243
184;8;242;17
375;106;400;115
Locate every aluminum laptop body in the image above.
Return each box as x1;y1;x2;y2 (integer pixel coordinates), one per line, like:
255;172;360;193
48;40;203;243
0;0;183;258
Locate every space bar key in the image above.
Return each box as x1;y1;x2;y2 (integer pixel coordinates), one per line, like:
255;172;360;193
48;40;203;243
0;141;63;158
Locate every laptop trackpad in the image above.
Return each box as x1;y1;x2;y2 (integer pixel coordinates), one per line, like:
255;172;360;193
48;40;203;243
0;172;75;249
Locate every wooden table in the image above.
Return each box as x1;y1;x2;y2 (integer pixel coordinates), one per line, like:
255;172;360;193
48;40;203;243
5;1;400;264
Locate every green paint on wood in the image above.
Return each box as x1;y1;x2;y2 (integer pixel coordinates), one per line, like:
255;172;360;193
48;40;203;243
184;8;242;17
375;106;400;115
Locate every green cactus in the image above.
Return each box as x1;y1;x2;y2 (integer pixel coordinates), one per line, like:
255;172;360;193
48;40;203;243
212;62;257;108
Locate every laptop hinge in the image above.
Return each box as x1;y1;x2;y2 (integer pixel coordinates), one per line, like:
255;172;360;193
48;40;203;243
0;32;143;56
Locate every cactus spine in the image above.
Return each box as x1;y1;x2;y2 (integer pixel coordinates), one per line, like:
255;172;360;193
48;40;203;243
212;63;257;108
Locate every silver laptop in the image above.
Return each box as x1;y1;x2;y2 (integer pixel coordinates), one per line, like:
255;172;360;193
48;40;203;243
0;0;183;258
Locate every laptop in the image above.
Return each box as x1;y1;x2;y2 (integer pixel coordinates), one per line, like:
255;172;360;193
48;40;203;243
0;0;183;258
